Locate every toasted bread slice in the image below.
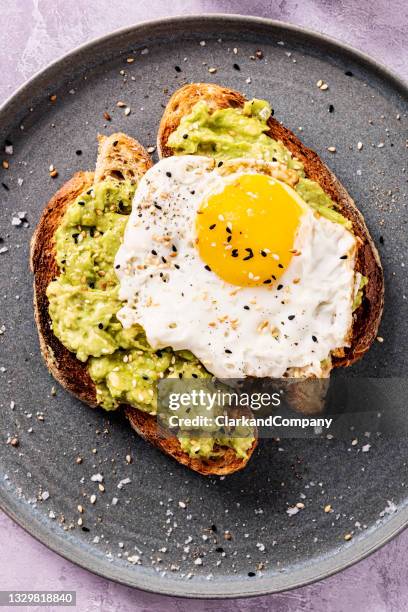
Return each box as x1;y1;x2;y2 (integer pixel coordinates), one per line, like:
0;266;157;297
31;132;257;475
157;83;384;369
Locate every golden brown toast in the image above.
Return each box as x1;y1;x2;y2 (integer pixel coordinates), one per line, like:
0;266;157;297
157;83;384;369
30;132;257;475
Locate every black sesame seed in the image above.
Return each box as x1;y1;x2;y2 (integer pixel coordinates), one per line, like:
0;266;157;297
211;524;217;532
328;104;335;113
379;235;384;244
218;161;224;167
204;265;211;271
232;249;239;257
76;149;82;155
172;244;177;252
312;335;318;343
89;282;95;289
227;235;232;242
151;249;157;255
248;572;256;577
271;274;276;280
115;264;120;269
340;255;348;259
174;65;181;72
263;279;272;284
78;200;85;206
244;305;250;310
260;250;267;257
81;526;90;532
272;156;277;162
174;263;180;269
154;203;162;210
278;263;284;269
166;171;172;178
183;134;188;139
226;226;232;234
345;70;354;77
113;140;118;147
215;547;224;553
161;256;167;263
243;248;254;261
233;63;241;71
192;373;198;379
142;375;149;380
225;349;232;354
288;315;295;320
2;182;9;191
98;323;104;329
277;284;283;290
178;372;183;379
209;223;216;230
190;190;195;195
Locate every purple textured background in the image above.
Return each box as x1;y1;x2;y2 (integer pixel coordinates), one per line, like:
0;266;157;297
1;1;407;610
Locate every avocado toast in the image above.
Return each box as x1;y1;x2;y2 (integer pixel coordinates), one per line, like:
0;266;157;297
31;133;257;475
157;83;384;376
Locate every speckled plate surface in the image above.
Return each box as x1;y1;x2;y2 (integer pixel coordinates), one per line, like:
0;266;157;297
0;15;407;598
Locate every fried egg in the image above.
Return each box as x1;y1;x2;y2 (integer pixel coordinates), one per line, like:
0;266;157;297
115;156;357;378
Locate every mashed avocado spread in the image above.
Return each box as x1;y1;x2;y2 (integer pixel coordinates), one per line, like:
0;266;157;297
47;179;253;459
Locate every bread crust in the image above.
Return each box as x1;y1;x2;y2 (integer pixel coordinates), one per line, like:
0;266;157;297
31;132;257;475
157;83;384;368
30;171;98;405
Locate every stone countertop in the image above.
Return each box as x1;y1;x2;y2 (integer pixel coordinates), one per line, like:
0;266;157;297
1;1;407;610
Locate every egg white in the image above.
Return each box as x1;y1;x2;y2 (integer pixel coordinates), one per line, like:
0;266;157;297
115;156;357;378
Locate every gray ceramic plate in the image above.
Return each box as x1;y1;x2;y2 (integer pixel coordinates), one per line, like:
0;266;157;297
0;15;407;598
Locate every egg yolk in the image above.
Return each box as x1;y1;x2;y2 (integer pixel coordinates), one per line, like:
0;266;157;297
196;174;303;287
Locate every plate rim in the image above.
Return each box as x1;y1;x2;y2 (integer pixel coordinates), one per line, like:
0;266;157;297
1;13;407;599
